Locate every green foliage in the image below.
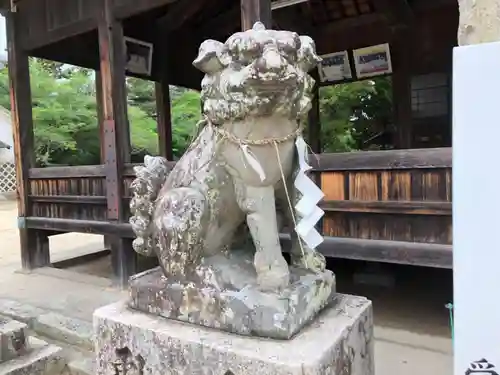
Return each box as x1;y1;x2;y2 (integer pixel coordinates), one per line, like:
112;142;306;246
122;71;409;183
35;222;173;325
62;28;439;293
319;76;392;152
126;79;200;159
170;90;201;158
0;59;161;166
127;78;156;118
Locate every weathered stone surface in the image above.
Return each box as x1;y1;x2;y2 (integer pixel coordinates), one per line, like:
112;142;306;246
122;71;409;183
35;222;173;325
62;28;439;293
33;313;93;351
0;299;46;327
94;294;374;375
0;318;28;363
0;336;64;375
128;251;335;339
67;357;94;375
458;0;500;45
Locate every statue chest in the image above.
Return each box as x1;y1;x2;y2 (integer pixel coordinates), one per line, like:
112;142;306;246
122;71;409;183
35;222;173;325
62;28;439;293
219;140;295;187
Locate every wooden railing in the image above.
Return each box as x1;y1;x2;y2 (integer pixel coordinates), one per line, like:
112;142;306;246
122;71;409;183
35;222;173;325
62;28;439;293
24;148;453;268
314;148;452;267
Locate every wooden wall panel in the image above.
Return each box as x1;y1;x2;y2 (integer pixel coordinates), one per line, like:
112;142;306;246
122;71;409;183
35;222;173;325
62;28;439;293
348;172;378;201
321;172;345;200
380;171;412;200
29;176;107;221
410;169;449;201
323;212;452;244
320;148;452;251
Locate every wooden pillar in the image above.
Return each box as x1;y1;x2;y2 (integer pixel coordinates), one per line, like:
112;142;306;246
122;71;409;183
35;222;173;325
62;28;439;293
155;79;173;160
391;35;412;149
95;70;106;161
96;70;112;250
98;0;136;287
240;0;272;30
6;11;50;269
307;69;321;154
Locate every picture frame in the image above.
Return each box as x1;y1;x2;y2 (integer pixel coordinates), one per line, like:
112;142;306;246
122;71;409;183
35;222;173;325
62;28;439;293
124;37;153;77
353;43;392;79
318;51;352;83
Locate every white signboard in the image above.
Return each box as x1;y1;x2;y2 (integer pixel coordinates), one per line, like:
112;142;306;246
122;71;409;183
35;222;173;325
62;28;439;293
353;43;392;79
453;41;500;375
124;37;153;76
318;51;351;83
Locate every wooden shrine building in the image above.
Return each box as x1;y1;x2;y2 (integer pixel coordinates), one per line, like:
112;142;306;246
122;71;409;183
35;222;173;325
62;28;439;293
0;0;455;286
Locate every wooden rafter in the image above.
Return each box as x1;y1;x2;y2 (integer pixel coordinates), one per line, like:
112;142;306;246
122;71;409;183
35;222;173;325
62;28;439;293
321;12;383;34
372;0;413;28
156;0;208;31
199;6;240;37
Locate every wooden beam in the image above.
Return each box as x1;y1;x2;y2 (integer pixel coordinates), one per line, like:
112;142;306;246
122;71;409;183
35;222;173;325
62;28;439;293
25;217;135;238
310;147;451;171
240;0;272;30
279;234;452;268
271;6;313;35
22;18;98;51
199;7;240;37
320;200;452;215
314;15;389;54
114;0;177;19
156;0;207;31
98;0;137;287
6;10;50;270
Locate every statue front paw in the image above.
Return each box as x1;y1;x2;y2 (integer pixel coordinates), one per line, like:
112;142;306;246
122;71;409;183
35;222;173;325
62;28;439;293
254;253;290;292
291;248;326;273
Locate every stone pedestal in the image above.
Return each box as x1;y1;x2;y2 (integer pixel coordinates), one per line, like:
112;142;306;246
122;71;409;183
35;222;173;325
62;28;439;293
128;251;336;340
94;294;374;375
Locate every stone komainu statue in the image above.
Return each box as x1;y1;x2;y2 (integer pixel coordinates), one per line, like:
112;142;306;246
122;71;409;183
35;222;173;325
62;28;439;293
129;22;326;292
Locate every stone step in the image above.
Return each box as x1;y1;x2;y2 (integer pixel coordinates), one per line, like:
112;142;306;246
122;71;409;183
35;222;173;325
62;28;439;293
32;313;93;352
0;337;64;375
0;318;28;363
0;299;93;352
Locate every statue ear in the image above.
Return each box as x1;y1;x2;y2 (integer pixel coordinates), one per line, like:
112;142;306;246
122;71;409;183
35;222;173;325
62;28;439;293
298;36;322;72
193;40;225;74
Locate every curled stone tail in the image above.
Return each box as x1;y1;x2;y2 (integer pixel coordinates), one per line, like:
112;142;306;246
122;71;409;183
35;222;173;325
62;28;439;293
129;155;170;257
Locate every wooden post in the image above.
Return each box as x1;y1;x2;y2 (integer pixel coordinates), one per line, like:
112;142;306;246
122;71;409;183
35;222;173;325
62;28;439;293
96;70;112;251
155;79;173;160
307;69;321;154
98;0;136;287
391;35;412;149
240;0;272;30
6;11;50;269
95;70;106;162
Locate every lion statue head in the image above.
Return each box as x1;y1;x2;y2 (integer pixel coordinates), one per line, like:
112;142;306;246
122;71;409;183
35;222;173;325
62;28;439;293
193;22;322;125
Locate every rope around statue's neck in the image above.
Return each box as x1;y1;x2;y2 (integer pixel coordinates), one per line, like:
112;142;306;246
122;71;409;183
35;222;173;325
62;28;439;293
212;124;304;146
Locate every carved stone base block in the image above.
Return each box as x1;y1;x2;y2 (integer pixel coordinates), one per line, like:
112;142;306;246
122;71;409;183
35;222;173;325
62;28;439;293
128;251;336;340
94;295;374;375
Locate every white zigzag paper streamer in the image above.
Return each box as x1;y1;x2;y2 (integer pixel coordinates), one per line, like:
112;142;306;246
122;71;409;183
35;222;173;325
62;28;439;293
294;136;325;250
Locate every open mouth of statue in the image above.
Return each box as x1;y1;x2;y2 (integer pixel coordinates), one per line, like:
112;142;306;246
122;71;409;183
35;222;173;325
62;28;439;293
250;74;298;92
